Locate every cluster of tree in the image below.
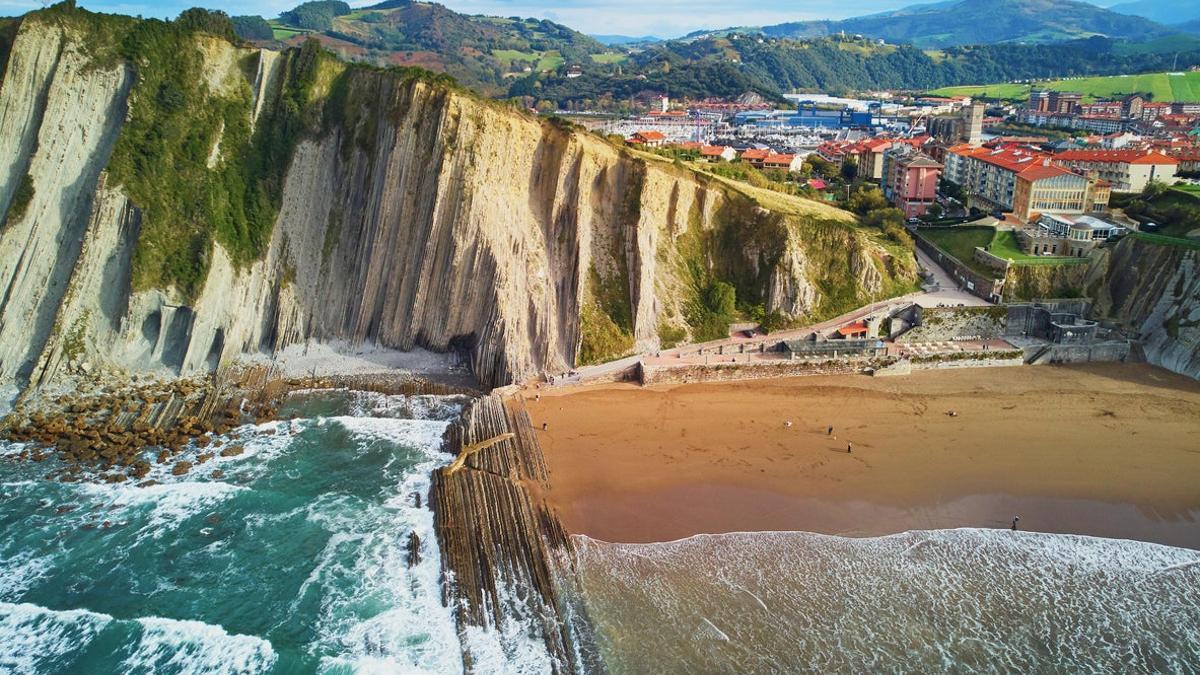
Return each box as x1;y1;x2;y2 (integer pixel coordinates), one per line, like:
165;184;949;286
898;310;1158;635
231;15;273;41
174;8;239;42
847;186;914;248
280;1;351;31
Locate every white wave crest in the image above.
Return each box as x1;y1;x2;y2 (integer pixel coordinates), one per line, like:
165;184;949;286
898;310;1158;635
123;616;277;674
0;601;113;673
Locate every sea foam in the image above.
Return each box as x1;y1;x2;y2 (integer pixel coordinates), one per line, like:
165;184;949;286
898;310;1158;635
574;528;1200;674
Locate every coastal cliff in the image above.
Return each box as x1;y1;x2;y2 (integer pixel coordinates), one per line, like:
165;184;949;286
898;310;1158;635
1087;238;1200;379
0;7;915;401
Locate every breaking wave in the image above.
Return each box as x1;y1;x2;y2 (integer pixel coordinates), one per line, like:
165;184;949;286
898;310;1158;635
573;528;1200;674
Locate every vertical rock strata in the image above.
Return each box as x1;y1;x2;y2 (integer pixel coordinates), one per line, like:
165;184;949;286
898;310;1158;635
0;14;907;397
431;395;599;673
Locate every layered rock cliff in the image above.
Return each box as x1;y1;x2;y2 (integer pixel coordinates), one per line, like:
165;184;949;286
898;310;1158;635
0;8;916;400
1086;238;1200;379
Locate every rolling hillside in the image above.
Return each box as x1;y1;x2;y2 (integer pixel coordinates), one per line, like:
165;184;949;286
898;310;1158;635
236;0;621;94
756;0;1180;48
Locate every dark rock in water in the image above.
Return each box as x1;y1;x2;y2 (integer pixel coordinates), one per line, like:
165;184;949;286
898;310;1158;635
171;461;192;476
137;480;160;488
219;445;244;458
156;450;170;464
196;453;213;464
210;470;224;480
406;531;421;567
413;492;422;509
206;514;222;525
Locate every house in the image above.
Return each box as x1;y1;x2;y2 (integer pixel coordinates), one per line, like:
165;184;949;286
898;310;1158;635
1050;149;1178;192
881;147;942;218
631;131;666;148
739;148;771;167
700;145;737;162
835;322;871;339
566;65;583;78
762;153;804;172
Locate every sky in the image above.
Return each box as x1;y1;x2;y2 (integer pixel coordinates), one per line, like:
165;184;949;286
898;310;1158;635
0;0;949;38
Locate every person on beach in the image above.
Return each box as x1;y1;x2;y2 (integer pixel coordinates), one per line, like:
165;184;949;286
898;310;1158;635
542;422;547;431
847;442;852;454
1011;516;1020;531
827;425;833;436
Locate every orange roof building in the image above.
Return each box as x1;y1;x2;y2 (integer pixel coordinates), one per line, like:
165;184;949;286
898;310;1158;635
1050;150;1178;192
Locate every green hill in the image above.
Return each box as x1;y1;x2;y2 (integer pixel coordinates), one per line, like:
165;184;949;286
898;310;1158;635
757;0;1180;48
239;0;620;94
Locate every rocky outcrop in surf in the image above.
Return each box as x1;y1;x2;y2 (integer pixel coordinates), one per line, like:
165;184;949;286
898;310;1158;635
0;7;915;401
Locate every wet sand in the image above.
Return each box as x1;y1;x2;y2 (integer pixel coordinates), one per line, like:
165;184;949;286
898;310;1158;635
528;364;1200;548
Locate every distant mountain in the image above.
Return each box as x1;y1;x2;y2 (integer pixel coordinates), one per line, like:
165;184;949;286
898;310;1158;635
1179;19;1200;35
1107;0;1200;26
236;0;618;94
590;34;662;46
758;0;1181;48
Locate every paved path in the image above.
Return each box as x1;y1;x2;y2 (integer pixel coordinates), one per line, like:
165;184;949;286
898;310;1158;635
560;248;992;383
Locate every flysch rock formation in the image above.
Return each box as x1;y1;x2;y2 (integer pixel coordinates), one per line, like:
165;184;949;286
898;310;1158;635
0;12;917;402
1088;239;1200;379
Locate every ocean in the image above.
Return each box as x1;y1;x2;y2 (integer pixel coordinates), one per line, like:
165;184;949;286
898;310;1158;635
5;389;1200;674
573;530;1200;674
0;390;552;674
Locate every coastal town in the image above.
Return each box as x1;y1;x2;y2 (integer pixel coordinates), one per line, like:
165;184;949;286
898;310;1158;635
529;82;1200;388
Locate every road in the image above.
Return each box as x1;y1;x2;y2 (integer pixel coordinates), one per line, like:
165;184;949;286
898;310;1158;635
560;247;992;383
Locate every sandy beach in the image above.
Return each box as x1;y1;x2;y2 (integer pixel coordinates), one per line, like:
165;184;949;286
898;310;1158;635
527;364;1200;547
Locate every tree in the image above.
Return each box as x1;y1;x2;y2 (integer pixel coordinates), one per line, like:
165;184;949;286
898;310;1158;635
846;187;889;215
231;15;273;41
175;8;238;41
841;157;859;180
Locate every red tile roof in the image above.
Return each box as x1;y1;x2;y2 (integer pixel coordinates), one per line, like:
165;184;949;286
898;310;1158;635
837;322;869;337
700;145;729;156
635;131;665;141
1053;149;1178;165
741;148;770;160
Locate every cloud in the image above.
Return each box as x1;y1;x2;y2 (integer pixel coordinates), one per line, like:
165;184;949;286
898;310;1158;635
4;0;905;35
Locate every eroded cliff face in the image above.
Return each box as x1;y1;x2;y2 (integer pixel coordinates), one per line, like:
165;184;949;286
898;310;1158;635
0;12;915;398
1087;239;1200;379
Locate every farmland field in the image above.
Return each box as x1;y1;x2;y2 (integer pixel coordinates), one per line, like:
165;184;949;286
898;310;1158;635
926;83;1030;100
929;71;1200;103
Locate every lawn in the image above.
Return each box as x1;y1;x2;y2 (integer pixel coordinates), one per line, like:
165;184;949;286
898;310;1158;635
926;83;1030;100
920;226;1084;275
591;52;628;64
929;71;1200;104
492;49;565;71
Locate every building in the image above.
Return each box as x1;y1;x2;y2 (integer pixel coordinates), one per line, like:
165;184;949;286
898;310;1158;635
782;338;886;358
855;138;894;180
1122;94;1145;120
740;148;771;167
1029;90;1081;115
928;102;985;146
699;145;737;162
762;153;804;172
631;131;666;147
946;146;1109;219
1016;213;1126;258
881;147;942;218
1050;149;1179;192
1011;162;1108;222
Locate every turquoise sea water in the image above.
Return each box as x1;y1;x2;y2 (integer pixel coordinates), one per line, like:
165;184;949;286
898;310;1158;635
0;390;551;674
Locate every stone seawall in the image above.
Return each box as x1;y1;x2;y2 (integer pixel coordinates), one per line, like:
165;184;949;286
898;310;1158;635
638;358;878;385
